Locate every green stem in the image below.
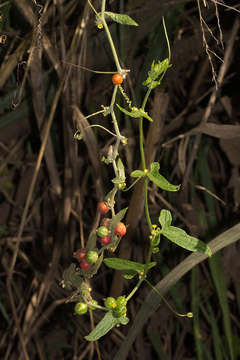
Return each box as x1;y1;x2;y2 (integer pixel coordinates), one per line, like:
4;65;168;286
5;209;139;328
101;18;122;73
144;178;152;231
126;278;144;302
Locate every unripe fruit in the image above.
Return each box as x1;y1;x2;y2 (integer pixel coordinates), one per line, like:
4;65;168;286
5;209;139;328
116;296;127;307
104;297;117;309
113;305;127;317
80;259;92;270
97;226;109;238
112;73;123;85
114;222;127;237
98;201;109;214
100;236;112;246
74;302;88;315
75;248;86;261
86;250;98;264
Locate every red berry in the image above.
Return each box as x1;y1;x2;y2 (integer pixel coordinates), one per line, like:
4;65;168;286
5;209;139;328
75;248;87;261
112;73;123;85
98;201;109;214
114;222;127;237
80;259;91;270
100;236;112;246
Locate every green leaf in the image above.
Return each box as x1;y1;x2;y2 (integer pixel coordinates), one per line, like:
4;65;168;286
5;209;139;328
85;311;118;341
104;258;145;272
130;170;145;178
159;209;172;229
116;104;153;122
104;12;138;26
62;264;83;290
117;157;125;182
147;162;180;192
162;226;212;256
122;270;138;279
110;207;128;232
146;262;157;270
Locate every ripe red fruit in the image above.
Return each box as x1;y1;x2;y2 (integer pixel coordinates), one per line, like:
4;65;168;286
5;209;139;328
114;222;127;237
98;201;109;214
75;248;86;261
100;236;112;246
80;259;91;270
112;73;123;85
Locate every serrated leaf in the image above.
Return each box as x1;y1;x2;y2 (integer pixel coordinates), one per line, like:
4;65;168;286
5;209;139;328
104;12;138;26
147;162;180;192
116;104;153;122
130;169;145;178
122;270;138;279
162;226;212;256
159;209;172;228
104;258;145;272
110;207;128;231
85;311;118;341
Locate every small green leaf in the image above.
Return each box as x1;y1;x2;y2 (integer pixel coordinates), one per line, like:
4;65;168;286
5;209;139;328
117;158;125;182
104;12;138;26
62;264;84;289
85;311;118;341
162;226;212;256
104;258;145;272
146;262;157;270
130;170;145;178
147;162;180;192
159;209;172;229
116;104;153;122
122;270;138;279
110;207;128;232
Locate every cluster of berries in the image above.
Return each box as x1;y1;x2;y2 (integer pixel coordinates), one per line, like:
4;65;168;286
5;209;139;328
74;201;127;271
104;296;127;318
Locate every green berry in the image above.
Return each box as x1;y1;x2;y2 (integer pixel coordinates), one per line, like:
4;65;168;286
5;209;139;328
104;297;117;309
86;250;98;264
97;226;109;237
116;296;127;307
113;305;127;318
74;302;88;315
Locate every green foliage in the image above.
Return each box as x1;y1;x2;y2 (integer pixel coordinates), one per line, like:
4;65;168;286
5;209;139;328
104;12;138;26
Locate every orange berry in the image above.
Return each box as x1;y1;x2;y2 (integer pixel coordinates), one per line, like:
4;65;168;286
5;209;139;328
112;73;123;85
114;222;126;237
